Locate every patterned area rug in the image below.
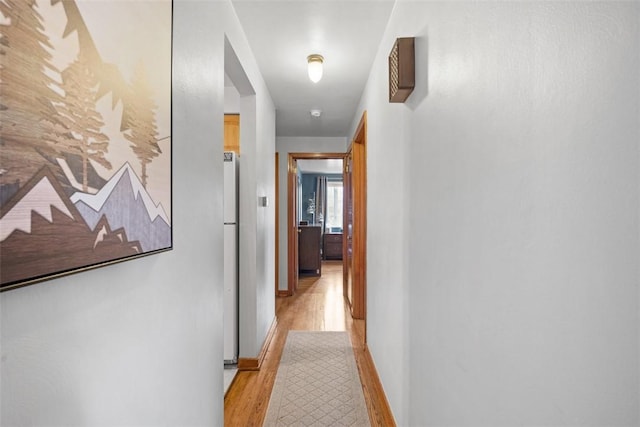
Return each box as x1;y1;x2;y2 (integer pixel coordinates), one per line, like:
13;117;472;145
263;331;371;427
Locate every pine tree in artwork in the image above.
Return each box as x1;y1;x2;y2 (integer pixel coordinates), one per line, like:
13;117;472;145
124;62;161;189
44;53;112;192
0;0;61;150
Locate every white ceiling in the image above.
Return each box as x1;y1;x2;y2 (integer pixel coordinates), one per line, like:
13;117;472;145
231;0;395;137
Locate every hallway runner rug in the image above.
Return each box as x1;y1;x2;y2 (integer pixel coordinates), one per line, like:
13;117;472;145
263;331;371;426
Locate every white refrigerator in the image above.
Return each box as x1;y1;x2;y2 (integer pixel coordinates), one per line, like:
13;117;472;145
223;152;238;364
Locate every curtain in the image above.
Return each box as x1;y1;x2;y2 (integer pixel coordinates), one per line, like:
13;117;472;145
316;176;327;232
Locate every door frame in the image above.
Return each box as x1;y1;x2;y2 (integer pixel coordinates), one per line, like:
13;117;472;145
287;152;346;296
275;153;279;297
344;112;367;322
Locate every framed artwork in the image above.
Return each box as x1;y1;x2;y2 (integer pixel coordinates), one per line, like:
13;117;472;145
0;0;173;291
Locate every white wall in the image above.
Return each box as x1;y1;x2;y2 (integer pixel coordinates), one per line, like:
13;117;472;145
348;21;412;426
0;1;275;425
352;1;640;425
235;90;276;358
224;81;240;114
253;98;276;356
275;137;348;292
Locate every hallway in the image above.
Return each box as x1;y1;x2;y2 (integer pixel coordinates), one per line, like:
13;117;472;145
2;1;638;425
224;261;394;426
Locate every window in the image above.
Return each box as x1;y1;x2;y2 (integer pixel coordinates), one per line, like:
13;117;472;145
325;180;343;231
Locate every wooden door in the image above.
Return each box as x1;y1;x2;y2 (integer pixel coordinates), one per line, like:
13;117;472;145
344;151;354;308
287;158;299;295
344;113;366;321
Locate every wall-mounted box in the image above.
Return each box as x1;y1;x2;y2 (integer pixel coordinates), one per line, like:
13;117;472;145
389;37;415;103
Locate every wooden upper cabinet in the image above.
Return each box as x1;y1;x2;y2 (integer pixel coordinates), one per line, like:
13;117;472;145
224;114;240;154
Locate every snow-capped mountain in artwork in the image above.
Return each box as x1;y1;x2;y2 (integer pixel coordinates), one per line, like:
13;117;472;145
71;163;171;252
0;167;142;285
0;173;74;241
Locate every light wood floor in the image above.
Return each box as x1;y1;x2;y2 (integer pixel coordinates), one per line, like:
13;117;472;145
224;261;395;426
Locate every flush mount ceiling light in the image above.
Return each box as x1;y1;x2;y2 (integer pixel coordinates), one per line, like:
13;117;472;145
307;54;324;83
310;109;322;118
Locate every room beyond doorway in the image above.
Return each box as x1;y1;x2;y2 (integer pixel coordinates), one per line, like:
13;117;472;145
286;152;346;297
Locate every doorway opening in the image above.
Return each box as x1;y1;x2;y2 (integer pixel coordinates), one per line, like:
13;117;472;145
284;113;367;342
223;35;256;393
287;153;346;296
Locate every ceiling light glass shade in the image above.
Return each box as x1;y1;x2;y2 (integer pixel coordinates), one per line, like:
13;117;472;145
307;54;324;83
